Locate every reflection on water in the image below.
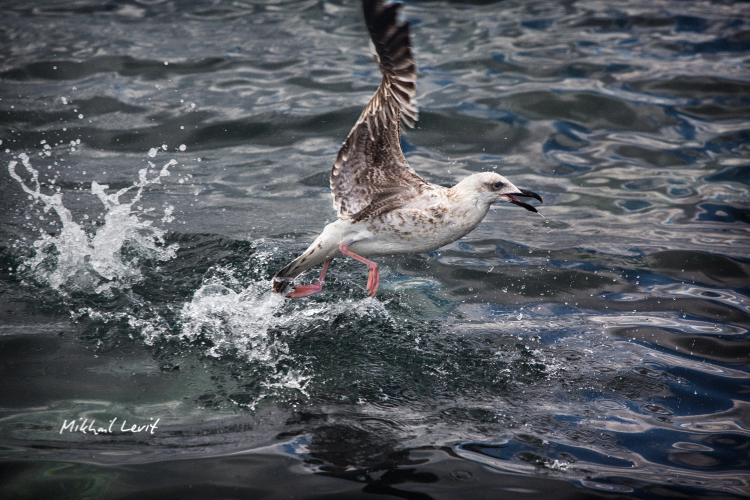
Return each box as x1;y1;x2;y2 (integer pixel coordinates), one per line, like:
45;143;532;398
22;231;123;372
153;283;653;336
1;0;749;498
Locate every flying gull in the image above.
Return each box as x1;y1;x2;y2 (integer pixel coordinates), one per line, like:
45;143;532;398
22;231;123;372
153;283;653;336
273;0;542;298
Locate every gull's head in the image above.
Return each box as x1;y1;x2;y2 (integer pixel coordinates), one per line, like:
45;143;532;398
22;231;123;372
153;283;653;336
456;172;543;212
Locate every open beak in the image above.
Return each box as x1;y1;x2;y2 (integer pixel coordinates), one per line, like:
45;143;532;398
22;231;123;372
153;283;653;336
506;189;543;213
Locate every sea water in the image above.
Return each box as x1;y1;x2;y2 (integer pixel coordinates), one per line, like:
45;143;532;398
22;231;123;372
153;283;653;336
1;0;748;498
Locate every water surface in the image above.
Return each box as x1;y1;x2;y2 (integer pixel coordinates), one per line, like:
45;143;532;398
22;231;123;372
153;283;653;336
1;0;749;498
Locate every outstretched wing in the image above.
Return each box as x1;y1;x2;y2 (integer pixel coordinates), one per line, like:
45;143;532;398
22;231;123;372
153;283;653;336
330;0;427;222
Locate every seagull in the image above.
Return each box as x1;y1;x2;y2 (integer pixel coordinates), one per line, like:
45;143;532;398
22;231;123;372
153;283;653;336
272;0;542;298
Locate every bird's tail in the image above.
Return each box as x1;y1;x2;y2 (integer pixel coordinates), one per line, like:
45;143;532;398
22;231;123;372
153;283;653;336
272;258;302;294
272;249;321;294
272;221;343;294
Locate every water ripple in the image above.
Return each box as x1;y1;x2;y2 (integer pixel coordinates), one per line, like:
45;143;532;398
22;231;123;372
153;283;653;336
1;0;749;497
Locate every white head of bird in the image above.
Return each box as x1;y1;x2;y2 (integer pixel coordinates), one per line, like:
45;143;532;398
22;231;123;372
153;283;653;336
451;172;543;213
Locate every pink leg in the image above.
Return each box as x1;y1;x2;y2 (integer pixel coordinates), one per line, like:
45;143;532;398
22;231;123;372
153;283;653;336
286;260;330;298
339;243;379;297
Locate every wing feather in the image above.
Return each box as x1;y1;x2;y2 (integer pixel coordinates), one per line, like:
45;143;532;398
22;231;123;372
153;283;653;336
330;0;426;222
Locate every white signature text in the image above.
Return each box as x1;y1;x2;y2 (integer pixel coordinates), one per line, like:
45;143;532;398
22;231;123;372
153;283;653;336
59;417;159;435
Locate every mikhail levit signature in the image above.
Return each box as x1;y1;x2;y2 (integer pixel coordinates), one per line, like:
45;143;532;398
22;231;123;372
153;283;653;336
60;417;159;435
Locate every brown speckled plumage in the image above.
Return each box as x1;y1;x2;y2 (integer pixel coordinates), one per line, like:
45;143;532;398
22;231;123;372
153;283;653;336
330;0;426;223
272;0;543;297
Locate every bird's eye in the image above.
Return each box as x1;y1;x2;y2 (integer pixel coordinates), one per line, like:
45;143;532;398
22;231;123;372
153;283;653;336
493;181;503;189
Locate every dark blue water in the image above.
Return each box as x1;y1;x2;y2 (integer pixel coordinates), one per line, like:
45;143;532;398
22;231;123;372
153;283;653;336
1;0;749;498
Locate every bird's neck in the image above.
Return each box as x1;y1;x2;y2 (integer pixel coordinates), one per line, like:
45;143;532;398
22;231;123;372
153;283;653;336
447;182;492;225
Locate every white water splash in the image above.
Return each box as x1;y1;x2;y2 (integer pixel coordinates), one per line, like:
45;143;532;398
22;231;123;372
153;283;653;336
179;281;287;360
178;279;307;408
8;152;393;406
8;153;178;295
177;254;393;406
179;270;391;358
